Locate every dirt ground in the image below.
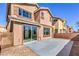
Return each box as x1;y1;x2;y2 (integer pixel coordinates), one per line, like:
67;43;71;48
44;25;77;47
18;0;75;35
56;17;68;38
0;45;38;56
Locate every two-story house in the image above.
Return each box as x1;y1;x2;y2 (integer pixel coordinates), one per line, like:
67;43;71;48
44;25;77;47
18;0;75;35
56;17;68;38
6;3;54;46
52;17;66;33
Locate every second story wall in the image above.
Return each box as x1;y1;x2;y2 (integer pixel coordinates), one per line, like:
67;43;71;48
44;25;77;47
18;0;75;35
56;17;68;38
9;3;39;22
39;10;52;26
34;11;40;23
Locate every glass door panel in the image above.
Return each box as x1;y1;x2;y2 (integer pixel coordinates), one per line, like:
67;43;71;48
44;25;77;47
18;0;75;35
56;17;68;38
24;25;31;42
32;26;37;40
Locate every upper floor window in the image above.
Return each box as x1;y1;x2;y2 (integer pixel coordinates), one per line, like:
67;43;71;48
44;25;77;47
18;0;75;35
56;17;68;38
18;8;31;18
41;12;44;19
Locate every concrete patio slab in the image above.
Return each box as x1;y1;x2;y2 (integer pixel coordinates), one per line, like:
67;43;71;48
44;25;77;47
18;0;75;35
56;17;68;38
25;38;70;56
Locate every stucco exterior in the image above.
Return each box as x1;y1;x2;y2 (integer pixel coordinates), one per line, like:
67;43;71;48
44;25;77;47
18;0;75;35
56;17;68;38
13;22;23;45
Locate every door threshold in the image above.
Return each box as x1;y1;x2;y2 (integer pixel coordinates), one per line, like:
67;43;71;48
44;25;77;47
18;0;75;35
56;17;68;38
23;40;37;45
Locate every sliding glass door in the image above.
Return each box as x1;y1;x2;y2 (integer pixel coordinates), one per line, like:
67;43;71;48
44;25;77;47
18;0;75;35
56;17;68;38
24;25;37;42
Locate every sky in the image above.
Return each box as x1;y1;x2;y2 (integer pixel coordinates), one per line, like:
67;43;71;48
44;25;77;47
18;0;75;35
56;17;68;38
0;3;7;26
0;3;79;31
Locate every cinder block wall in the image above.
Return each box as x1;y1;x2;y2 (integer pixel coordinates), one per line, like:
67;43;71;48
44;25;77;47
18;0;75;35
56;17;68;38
54;33;79;39
0;32;13;49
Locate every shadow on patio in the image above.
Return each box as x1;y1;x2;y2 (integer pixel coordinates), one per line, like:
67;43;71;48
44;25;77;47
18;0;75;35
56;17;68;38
70;34;79;56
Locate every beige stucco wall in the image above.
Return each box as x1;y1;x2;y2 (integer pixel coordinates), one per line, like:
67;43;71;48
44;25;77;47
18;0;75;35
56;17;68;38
13;22;23;45
58;20;63;29
40;10;52;26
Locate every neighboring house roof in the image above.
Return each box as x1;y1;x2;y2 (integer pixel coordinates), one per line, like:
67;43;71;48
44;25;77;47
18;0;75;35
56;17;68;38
34;7;53;17
52;17;63;22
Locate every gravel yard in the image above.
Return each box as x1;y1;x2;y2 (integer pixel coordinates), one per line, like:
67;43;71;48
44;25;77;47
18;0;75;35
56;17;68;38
1;45;38;56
